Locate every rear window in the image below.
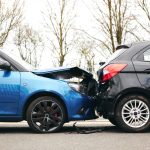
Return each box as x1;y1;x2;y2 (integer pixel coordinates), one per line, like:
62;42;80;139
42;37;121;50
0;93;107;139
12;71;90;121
106;48;126;63
99;48;127;70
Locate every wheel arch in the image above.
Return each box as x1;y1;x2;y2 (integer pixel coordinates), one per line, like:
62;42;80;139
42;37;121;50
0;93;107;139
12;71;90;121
114;87;150;112
23;91;68;122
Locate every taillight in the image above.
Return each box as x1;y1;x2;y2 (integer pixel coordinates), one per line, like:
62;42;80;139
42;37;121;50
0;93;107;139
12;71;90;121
102;64;127;82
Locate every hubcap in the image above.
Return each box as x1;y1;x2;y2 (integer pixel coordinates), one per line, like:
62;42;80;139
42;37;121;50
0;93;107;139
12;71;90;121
31;100;63;132
122;99;150;128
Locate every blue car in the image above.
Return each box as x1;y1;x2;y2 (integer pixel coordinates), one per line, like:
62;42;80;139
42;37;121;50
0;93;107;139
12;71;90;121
0;50;97;133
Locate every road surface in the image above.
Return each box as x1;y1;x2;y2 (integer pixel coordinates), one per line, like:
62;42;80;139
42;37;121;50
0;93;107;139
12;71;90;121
0;119;149;150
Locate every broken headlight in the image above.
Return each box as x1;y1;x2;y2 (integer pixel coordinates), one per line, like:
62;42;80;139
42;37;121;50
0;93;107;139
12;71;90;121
68;83;87;95
68;83;81;92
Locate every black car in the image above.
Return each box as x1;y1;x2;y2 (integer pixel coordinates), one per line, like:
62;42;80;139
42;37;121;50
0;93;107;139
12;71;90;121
97;41;150;132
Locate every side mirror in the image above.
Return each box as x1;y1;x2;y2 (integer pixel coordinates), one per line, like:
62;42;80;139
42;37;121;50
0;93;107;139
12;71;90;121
0;60;11;70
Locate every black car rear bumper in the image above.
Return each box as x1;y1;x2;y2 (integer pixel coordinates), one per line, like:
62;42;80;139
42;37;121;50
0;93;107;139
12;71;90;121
96;95;115;119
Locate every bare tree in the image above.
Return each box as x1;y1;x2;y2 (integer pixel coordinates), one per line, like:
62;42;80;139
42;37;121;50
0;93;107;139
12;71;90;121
78;43;95;72
43;0;76;66
75;35;96;73
0;0;23;47
93;0;136;53
137;0;150;35
14;25;44;67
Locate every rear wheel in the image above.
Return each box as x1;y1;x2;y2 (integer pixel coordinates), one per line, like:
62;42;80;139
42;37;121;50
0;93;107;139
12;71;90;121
26;96;66;133
116;95;150;132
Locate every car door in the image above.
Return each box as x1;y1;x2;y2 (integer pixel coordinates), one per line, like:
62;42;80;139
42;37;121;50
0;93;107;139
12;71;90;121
0;56;20;115
132;47;150;89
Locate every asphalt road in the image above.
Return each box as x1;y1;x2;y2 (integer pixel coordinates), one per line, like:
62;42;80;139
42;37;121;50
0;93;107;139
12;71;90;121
0;120;150;150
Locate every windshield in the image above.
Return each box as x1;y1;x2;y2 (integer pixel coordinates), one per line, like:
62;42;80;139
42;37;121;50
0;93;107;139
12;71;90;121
3;51;34;71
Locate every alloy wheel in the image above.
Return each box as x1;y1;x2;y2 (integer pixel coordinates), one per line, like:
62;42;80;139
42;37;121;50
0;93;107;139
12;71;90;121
121;99;150;128
31;100;63;132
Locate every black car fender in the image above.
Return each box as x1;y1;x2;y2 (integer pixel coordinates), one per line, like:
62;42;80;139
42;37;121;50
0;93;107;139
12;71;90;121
114;87;150;109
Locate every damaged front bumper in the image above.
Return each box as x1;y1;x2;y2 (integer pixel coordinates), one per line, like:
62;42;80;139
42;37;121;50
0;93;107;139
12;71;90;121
64;89;98;121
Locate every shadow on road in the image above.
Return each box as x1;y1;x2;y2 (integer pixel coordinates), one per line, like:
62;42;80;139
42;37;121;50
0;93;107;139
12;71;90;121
0;126;33;134
0;124;149;134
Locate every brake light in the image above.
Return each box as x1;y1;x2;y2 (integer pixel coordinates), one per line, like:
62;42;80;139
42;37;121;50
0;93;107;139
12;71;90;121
102;64;127;82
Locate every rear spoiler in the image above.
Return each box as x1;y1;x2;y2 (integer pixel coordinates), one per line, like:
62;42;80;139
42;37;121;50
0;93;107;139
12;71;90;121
116;44;132;50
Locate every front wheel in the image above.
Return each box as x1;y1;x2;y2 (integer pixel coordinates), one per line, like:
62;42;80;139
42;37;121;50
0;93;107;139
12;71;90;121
26;96;66;133
116;95;150;132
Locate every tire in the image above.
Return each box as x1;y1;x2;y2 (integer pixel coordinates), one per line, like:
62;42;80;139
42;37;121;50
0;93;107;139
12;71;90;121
115;95;150;132
26;96;66;133
109;118;118;126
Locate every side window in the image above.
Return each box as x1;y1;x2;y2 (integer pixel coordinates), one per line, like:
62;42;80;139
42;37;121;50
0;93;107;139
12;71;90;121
138;49;150;62
143;49;150;61
0;56;15;71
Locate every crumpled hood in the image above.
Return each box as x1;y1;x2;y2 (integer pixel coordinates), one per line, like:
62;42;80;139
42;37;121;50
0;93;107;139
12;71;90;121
32;67;92;79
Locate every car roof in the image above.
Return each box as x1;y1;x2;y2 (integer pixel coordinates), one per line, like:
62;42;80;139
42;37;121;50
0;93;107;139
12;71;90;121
114;41;150;61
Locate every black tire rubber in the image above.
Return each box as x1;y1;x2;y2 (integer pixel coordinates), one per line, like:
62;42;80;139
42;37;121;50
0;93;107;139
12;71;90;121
26;96;66;133
108;118;118;126
115;95;150;132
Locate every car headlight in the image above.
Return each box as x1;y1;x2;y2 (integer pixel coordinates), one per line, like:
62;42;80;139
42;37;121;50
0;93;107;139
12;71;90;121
68;83;80;92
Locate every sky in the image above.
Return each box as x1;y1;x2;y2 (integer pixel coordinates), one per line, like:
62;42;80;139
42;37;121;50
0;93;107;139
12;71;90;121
23;0;95;32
